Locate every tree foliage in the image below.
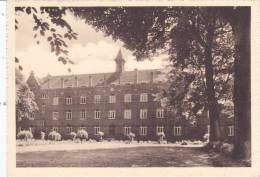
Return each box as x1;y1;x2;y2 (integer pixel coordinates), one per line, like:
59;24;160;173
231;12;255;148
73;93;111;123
16;68;38;121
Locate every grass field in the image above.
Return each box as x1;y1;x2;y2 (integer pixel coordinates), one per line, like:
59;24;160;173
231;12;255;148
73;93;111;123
16;142;248;167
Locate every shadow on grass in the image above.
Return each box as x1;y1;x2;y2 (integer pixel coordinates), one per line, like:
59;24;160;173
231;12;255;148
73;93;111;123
17;146;249;167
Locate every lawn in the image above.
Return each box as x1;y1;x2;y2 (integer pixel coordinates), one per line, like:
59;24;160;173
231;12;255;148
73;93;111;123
16;142;248;167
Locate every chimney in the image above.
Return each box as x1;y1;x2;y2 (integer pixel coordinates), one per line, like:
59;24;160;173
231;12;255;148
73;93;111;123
74;76;78;87
61;78;64;88
134;68;138;84
150;71;154;83
89;75;92;87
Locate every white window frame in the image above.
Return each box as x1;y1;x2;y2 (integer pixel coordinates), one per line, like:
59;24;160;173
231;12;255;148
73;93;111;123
124;126;131;136
124;109;131;119
140;109;148;119
124;94;132;103
52;111;59;120
52;127;58;132
80;110;87;120
28;113;35;120
140;93;148;102
66;126;73;134
139;126;147;136
41;93;48;99
53;97;59;105
156;126;164;134
79;127;86;130
66;96;72;105
80;96;87;104
156;108;164;118
94;95;101;104
109;95;116;103
94;126;101;135
66;111;72;120
228;125;234;136
173;126;182;136
94;110;101;119
108;110;116;119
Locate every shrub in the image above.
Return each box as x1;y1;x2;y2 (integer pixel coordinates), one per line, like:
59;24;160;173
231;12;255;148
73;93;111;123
40;131;45;140
97;131;104;141
127;132;135;142
69;132;77;140
157;132;165;143
17;130;33;141
76;129;88;141
48;131;61;141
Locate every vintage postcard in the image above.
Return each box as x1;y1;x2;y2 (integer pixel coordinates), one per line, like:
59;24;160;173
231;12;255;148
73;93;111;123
6;0;260;176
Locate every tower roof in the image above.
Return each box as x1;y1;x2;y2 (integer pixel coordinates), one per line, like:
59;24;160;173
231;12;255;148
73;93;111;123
114;48;125;63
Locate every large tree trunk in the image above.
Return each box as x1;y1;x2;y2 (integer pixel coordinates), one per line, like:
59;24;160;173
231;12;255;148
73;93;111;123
230;8;251;160
204;17;221;142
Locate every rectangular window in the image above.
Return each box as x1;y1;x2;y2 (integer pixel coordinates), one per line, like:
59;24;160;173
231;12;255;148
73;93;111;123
124;109;131;119
94;95;101;104
66;96;72;105
52;111;59;120
42;104;46;113
140;93;148;102
124;94;132;103
53;97;59;105
66;111;72;120
174;126;182;136
80;110;87;120
108;110;116;119
66;126;73;134
228;125;234;136
124;126;131;136
156;108;164;118
140;109;148;119
41;93;48;99
52;127;58;132
94;110;101;119
79;127;86;131
109;95;116;103
94;126;101;135
139;126;147;136
28;113;35;120
156;126;164;134
80;96;87;104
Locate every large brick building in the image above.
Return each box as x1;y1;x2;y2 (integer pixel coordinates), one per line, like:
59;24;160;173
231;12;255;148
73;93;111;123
17;50;234;141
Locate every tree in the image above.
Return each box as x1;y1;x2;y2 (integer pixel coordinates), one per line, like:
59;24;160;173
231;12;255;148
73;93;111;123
219;7;251;159
16;68;38;121
15;7;77;65
71;7;236;143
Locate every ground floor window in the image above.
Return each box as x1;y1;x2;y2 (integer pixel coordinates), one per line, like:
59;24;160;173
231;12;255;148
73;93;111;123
94;126;101;135
124;126;131;136
139;126;147;136
66;126;73;134
173;126;182;136
79;127;86;131
228;125;234;136
52;127;59;132
156;126;164;134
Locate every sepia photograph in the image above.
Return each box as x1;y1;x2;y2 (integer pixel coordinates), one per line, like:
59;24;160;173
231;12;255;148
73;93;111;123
9;1;257;173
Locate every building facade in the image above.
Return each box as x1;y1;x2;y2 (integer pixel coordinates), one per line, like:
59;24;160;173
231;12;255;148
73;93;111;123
17;50;234;141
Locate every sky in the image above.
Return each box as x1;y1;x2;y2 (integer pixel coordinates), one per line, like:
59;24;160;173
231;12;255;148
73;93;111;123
15;10;169;79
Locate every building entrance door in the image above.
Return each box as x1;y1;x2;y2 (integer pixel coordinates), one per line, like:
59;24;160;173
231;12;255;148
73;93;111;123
109;125;116;136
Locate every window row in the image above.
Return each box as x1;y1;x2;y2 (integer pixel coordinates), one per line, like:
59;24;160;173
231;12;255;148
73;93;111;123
52;108;165;120
44;93;150;105
51;126;183;136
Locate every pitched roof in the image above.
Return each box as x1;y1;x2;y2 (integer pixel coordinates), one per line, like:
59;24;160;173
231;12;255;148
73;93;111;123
40;69;165;89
